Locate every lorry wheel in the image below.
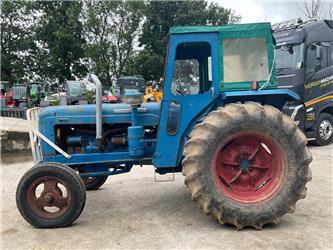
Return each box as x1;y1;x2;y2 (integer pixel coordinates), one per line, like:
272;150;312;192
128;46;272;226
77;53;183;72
182;102;312;229
16;163;86;228
313;113;333;146
76;167;108;190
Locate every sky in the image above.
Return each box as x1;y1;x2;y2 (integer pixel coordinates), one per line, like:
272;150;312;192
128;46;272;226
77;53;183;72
215;0;333;24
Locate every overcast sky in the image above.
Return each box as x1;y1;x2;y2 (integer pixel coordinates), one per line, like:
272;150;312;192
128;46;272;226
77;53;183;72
215;0;333;24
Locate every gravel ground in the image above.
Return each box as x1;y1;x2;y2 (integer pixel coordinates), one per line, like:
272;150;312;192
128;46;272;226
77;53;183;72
1;145;332;249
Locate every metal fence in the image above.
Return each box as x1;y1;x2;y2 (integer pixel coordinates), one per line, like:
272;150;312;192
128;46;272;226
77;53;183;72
1;107;27;119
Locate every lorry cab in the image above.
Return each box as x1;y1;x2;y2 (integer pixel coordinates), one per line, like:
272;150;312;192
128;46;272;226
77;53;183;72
273;19;333;145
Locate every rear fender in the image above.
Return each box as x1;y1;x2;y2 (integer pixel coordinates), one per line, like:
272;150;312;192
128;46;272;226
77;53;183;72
221;89;300;110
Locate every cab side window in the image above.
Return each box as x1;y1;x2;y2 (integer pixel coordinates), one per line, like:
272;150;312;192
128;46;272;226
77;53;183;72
329;42;333;66
172;59;200;95
223;37;269;83
306;42;333;76
306;44;317;75
171;42;212;95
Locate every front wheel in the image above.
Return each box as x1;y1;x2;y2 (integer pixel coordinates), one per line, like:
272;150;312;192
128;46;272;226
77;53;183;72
182;102;312;229
16;163;86;228
313;113;333;146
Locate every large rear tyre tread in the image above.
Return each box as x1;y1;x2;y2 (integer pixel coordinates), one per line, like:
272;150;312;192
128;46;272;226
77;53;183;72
182;102;312;230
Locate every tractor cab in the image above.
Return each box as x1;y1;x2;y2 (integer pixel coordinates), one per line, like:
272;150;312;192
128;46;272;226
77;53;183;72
154;23;297;168
29;82;45;107
117;76;145;96
66;80;86;105
166;23;278;92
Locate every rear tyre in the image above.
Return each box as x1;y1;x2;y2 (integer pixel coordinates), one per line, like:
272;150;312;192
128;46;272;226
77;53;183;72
182;102;312;229
16;163;86;228
313;113;333;146
76;167;108;190
83;176;108;190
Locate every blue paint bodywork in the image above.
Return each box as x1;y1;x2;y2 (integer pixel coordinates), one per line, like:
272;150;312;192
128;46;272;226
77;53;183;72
39;103;159;166
37;28;300;177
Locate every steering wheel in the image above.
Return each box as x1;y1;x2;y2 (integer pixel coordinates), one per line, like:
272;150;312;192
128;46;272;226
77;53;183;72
176;89;186;95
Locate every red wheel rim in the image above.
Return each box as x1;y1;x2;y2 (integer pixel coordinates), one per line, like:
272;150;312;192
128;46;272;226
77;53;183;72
213;131;286;204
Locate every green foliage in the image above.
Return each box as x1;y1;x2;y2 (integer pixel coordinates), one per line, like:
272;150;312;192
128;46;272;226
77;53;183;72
1;0;240;84
124;49;164;81
34;1;87;83
84;0;145;85
0;1;36;83
141;1;238;56
84;89;94;104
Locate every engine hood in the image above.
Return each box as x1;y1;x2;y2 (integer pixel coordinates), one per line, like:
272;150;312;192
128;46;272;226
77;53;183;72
39;102;161;126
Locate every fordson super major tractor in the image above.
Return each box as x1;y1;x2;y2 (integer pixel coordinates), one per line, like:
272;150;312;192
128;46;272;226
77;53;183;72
16;23;312;230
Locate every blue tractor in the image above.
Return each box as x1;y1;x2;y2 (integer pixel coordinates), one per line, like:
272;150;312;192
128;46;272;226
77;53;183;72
17;23;312;230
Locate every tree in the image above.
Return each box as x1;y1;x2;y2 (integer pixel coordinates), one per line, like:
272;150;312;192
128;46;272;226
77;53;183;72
1;0;241;85
34;1;87;83
297;0;333;19
133;0;240;80
141;1;239;57
298;0;322;19
0;1;36;83
124;49;164;81
84;1;144;86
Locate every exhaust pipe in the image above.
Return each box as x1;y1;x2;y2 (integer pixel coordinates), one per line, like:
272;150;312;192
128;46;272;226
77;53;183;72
88;74;103;151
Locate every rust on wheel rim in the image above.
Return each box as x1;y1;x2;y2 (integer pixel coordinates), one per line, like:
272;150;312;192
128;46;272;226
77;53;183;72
213;131;286;204
27;176;72;219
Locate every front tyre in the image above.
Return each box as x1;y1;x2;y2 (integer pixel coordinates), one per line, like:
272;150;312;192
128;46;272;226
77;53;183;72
313;113;333;146
16;163;86;228
182;102;312;229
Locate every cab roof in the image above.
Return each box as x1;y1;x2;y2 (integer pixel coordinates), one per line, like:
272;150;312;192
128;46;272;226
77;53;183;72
169;22;272;34
273;19;333;45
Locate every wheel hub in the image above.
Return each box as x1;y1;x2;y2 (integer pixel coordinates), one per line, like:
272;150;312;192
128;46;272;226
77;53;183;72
213;131;286;204
319;119;333;140
44;193;54;204
240;160;249;174
27;176;72;219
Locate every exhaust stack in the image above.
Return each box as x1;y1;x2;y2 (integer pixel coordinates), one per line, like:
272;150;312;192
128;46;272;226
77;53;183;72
88;74;103;151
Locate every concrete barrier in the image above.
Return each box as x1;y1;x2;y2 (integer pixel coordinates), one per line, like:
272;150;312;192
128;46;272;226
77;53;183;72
0;117;31;153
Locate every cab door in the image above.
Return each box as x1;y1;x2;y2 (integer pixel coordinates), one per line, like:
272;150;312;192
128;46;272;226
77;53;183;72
154;32;219;168
304;42;333;128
